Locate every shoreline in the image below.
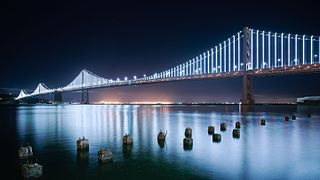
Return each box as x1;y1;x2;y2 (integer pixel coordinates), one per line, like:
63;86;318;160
2;103;319;106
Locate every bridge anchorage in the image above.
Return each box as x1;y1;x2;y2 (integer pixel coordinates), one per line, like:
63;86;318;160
15;27;320;104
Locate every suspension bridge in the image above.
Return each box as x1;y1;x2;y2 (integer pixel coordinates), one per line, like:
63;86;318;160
15;27;320;104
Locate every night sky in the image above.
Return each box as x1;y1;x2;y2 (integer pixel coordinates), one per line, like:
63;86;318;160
1;0;320;103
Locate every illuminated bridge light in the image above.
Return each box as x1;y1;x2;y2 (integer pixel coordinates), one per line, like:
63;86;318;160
262;31;265;68
219;44;222;73
199;55;203;74
215;46;218;73
303;35;305;64
268;32;271;68
224;41;226;72
207;51;210;74
211;48;214;73
233;35;235;71
228;38;231;72
250;30;253;70
311;35;313;64
274;32;277;67
288;34;290;66
237;32;240;71
203;52;206;74
16;28;320;101
295;34;298;65
256;30;259;69
281;33;284;67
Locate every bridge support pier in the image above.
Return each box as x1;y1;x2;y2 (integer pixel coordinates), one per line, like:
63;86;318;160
53;92;63;104
241;26;255;105
81;89;89;104
242;73;254;104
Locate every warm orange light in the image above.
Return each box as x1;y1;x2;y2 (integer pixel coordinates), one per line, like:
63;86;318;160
98;101;174;105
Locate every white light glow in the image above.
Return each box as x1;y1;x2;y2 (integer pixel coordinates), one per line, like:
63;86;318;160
219;44;222;73
256;30;259;69
237;32;240;71
250;30;253;69
295;34;298;65
215;46;218;73
311;35;313;64
288;34;290;66
281;33;284;67
224;41;226;72
274;32;277;67
228;38;231;72
268;32;271;68
233;35;235;71
262;31;265;68
302;35;305;64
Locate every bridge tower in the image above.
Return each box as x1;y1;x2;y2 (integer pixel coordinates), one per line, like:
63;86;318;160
81;70;89;104
241;27;255;104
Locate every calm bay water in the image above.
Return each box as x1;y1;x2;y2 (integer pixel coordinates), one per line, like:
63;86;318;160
1;104;320;179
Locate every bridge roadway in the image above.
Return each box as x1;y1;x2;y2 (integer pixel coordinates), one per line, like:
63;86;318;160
26;63;320;97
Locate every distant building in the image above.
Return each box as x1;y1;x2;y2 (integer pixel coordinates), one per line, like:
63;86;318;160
297;96;320;105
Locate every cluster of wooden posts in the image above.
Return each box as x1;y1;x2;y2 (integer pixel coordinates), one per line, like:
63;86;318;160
76;131;167;164
18;113;308;177
18;144;43;178
182;113;306;149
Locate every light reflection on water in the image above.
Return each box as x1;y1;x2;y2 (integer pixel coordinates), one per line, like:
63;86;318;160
13;105;320;179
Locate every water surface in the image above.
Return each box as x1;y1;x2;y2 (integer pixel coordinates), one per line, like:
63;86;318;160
1;104;320;179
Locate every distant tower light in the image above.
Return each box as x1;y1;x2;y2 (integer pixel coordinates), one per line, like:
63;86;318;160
124;77;128;81
117;78;120;82
134;76;137;80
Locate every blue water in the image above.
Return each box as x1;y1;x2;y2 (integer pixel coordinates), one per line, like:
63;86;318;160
1;104;320;179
